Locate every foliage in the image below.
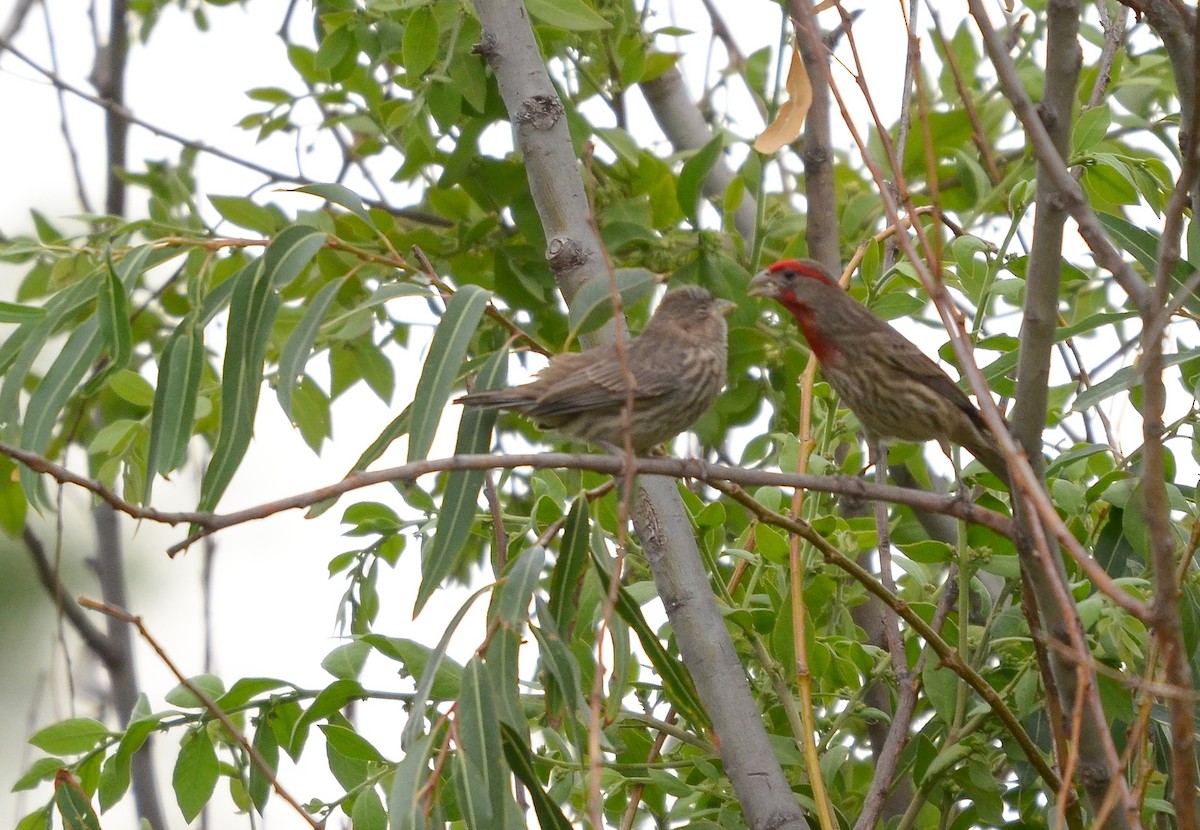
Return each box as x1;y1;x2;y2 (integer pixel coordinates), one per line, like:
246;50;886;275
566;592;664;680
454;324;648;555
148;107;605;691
4;0;1198;828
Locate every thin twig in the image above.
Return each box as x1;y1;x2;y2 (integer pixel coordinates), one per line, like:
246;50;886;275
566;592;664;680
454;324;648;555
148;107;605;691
79;598;321;828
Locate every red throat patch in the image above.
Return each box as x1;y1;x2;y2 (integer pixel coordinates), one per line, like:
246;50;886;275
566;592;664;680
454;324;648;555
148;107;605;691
775;287;840;365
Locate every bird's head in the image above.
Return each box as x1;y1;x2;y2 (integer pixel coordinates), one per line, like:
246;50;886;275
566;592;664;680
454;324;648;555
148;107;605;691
647;285;737;337
748;259;840;308
748;259;845;362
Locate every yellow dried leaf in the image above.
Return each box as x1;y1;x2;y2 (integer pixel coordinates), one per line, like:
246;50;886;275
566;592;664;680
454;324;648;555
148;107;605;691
753;43;813;154
811;0;839;12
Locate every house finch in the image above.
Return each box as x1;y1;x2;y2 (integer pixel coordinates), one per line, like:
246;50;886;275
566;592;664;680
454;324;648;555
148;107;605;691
456;285;736;453
749;259;1009;480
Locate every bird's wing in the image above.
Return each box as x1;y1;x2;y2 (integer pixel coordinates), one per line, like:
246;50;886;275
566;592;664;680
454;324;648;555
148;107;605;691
526;340;678;419
879;336;989;429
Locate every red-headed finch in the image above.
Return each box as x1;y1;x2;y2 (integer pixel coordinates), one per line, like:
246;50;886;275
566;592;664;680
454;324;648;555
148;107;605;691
457;285;736;453
749;258;1008;480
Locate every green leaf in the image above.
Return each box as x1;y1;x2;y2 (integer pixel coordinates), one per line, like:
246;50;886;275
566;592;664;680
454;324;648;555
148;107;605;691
100;706;165;811
290;183;378;229
457;658;504;819
351;787;387;830
174;728;219;823
593;553;709;728
566;268;657;339
12;757;62;791
1096;211;1200;315
20;320;102;503
362;636;465;700
248;716;279;813
53;770;100;830
320;724;388;764
403;7;439;77
401;586;491;748
209;195;277;234
677;136;725;226
493;545;544;626
549;497;590;635
107;369;155;408
1072;105;1110;154
216;677;291;710
388;730;436;830
262;224;327;289
407;285;490;463
415;345;507;614
29;718;112;755
144;316;205;501
0;300;46;323
277;276;347;418
322;640;370;680
165;674;227;707
500;723;572;830
198;261;280;512
525;0;610;30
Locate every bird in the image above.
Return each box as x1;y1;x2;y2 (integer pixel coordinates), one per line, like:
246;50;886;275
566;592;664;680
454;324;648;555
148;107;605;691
456;285;736;454
748;258;1009;481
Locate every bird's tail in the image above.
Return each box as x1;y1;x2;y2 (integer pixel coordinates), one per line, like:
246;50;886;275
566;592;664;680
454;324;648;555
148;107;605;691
454;390;530;411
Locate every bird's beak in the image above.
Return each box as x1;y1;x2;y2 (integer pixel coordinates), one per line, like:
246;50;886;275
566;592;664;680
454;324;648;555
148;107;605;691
716;299;737;317
747;270;777;298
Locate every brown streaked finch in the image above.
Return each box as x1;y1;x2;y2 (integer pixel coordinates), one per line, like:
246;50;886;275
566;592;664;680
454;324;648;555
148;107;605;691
456;285;736;454
749;258;1009;481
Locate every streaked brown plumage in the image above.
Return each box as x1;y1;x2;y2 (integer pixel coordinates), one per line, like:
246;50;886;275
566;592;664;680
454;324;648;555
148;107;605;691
457;285;736;453
749;258;1009;480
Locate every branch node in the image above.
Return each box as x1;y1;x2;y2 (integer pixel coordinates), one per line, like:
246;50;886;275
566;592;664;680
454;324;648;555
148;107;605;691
516;95;564;131
472;31;497;57
546;237;586;272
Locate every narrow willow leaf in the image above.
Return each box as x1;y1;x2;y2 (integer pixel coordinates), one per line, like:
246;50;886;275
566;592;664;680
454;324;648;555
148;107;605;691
499;723;572;830
0;301;46;323
414;346;507;614
484;629;523;731
566;268;656;339
20;320;102;502
401;585;491;750
197;272;242;326
453;752;493;829
290;183;377;229
1097;211;1200;315
456;658;504;823
388;730;436;830
0;270;106;422
144;316;206;501
592;551;710;728
531;601;587;744
492;545;544;627
262;224;327;289
549;497;590;635
277;276;347;419
53;770;100;830
407;285;490;463
0;316;53;426
198;262;280;512
85;264;133;396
